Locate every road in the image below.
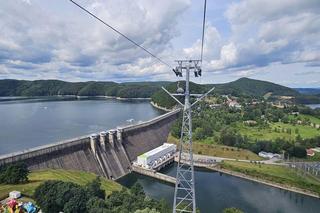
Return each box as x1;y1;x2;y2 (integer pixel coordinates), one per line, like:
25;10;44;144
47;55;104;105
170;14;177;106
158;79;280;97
177;152;288;166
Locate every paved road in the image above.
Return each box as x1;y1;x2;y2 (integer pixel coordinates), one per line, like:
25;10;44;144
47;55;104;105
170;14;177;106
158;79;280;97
177;152;287;166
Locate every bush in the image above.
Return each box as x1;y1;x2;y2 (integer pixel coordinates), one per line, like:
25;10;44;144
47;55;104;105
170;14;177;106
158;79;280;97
223;207;244;213
288;146;307;158
85;177;105;199
34;180;83;213
0;162;29;184
34;180;170;213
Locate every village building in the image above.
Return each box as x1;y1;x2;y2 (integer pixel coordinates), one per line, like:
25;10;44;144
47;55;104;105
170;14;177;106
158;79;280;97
243;120;257;126
307;149;315;157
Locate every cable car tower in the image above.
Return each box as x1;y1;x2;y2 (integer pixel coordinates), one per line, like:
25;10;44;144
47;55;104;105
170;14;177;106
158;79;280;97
69;0;210;211
162;60;214;213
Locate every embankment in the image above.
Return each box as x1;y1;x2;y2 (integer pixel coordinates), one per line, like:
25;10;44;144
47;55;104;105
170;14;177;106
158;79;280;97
208;166;320;199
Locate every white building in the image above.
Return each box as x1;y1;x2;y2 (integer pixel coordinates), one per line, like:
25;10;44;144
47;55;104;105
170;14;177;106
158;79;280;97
9;191;21;199
228;100;242;109
137;143;176;169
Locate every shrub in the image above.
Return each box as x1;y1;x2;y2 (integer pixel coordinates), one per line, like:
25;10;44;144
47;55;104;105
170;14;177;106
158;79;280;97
0;162;29;184
223;207;244;213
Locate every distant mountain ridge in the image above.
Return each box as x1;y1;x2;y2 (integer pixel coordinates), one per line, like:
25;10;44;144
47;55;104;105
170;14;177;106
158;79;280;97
150;78;320;108
294;88;320;95
0;78;319;104
0;79;170;98
213;77;299;97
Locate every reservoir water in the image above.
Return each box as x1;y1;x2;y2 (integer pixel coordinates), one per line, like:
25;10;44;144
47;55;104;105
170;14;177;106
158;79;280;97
119;163;320;213
0;97;162;155
1;97;320;212
307;104;320;109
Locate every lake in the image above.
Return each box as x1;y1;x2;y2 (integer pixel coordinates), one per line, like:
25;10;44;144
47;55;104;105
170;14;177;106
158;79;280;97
119;163;320;213
307;104;320;109
0;97;162;155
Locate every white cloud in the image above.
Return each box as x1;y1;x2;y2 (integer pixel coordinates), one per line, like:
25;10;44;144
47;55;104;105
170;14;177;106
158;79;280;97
0;0;320;86
0;0;190;81
226;0;320;25
197;0;320;73
183;24;222;59
208;42;238;70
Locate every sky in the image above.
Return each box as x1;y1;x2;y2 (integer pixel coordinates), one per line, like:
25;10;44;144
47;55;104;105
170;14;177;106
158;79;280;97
0;0;319;87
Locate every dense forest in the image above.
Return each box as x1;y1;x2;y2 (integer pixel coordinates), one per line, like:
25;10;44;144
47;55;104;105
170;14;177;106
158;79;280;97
0;79;170;98
170;101;320;158
1;78;320;104
34;179;170;213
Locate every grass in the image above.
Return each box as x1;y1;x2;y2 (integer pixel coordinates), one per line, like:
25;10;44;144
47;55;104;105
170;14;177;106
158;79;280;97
220;161;320;196
289;114;320;125
306;152;320;161
168;134;262;161
0;169;122;201
237;121;320;141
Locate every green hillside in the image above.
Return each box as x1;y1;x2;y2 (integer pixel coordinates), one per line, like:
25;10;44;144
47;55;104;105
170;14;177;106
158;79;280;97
213;77;299;97
0;169;121;200
151;81;209;109
0;79;169;98
1;78;320;104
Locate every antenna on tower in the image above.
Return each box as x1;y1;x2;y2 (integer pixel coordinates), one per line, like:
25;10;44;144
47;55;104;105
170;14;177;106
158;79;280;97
163;60;214;213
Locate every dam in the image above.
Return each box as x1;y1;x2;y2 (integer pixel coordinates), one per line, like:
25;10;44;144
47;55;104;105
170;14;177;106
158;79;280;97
0;109;180;180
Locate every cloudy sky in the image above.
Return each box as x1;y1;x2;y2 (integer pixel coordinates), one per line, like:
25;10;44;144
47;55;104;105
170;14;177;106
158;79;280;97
0;0;319;87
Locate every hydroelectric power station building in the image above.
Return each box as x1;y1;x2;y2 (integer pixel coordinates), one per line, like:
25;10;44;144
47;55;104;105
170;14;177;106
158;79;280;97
136;143;176;169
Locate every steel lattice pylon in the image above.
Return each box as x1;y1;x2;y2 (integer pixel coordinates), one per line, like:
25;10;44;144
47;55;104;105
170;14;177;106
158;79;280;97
174;103;195;213
163;60;214;213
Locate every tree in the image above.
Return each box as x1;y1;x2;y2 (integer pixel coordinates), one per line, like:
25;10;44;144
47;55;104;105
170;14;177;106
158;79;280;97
220;128;238;146
0;162;29;184
288;146;307;158
34;181;64;213
86;177;105;199
194;127;205;140
34;179;169;213
171;119;182;138
63;187;88;213
135;208;160;213
86;197;110;213
34;181;87;213
223;207;244;213
130;183;146;198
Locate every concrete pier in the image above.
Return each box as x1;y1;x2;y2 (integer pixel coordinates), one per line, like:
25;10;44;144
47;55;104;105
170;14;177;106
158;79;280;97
99;131;107;151
132;165;176;184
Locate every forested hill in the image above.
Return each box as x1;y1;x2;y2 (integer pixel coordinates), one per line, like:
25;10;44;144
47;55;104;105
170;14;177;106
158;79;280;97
0;79;170;98
151;78;320;108
214;77;299;97
0;78;319;104
294;88;320;95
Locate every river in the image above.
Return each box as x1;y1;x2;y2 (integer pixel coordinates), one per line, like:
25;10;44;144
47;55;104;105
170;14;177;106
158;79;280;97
118;163;320;213
1;97;319;212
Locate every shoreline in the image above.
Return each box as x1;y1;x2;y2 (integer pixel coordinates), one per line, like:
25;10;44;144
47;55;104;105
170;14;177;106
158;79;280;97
150;101;172;112
0;95;151;101
207;166;320;199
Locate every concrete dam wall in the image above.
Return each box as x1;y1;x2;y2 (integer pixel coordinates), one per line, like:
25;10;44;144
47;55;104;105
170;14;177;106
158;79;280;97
0;110;180;179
